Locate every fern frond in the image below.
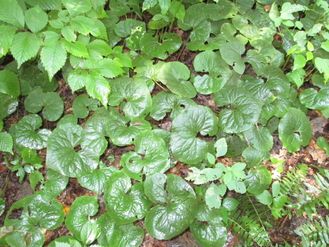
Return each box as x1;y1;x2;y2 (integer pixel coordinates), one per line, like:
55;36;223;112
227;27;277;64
229;195;273;247
295;215;329;247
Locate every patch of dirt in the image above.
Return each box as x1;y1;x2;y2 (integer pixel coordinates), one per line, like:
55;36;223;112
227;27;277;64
0;169;33;225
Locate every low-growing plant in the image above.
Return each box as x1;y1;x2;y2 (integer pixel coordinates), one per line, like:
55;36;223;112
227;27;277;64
0;0;328;246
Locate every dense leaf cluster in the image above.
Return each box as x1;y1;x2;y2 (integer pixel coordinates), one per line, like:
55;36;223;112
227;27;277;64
0;0;329;246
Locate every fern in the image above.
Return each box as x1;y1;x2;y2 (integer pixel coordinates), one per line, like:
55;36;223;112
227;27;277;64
229;195;273;247
295;215;329;247
298;170;329;216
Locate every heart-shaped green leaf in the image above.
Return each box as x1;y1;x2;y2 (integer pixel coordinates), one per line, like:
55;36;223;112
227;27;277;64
144;173;197;240
24;88;64;121
65;196;99;242
278;108;312;152
190;204;227;247
155;62;197;98
46;123;99;177
10;114;51;150
97;213;144;247
214;86;262;133
107;108;152;146
121;131;170;180
104;171;151;224
170;105;218;165
108;77;152;119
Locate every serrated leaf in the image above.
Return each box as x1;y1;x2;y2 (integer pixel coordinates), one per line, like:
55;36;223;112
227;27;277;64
0;132;13;153
278;108;312;152
0;0;24;27
62;0;92;15
0;69;20;98
245;167;272;195
25;6;48;33
0;25;16;57
142;0;157;11
170;105;218;165
10;114;51;150
11;32;41;67
41;40;67;80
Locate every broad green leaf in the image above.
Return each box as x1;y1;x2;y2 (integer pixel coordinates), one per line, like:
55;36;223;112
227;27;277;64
278;108;312;152
25;0;62;10
109;77;151;119
243;126;273;152
170;105;218;165
107;108;151;146
186;166;223;185
0;93;18;121
256;190;273;205
0;132;13;153
10;32;41;67
299;88;329;110
155;62;196;98
121;131;170;180
214;86;262;133
205;183;226;209
293;54;306;70
25;6;48;33
97;214;144;247
62;0;92;15
5;193;64;231
220;39;246;74
193;75;222;95
104;171;151;224
150;92;195;121
0;69;20;98
48;236;82;247
42;170;69;196
10;114;51;150
65;196;99;241
0;25;16;57
190;204;227;247
193;50;224;76
0;0;24;27
46;123;99;177
245;167;272;195
159;0;171;14
80;220;99;245
40;40;67;80
315;57;329;82
63;40;89;58
142;0;157;11
71;16;107;40
145;174;197;240
78;165;115;193
24;88;64;121
85;72;110;106
72;94;98;119
215;138;227;157
114;19;146;38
